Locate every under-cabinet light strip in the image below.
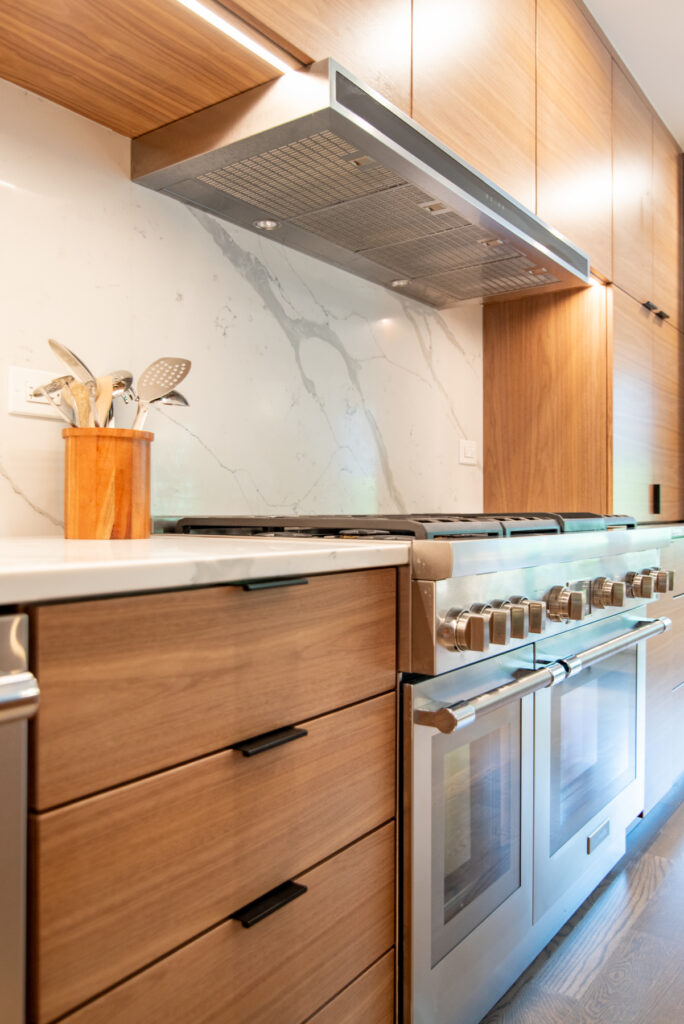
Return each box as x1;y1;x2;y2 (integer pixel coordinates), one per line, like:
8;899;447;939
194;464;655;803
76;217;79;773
174;0;301;75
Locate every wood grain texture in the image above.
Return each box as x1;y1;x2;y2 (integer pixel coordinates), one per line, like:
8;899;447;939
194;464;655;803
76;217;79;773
29;568;396;808
536;0;613;277
612;288;656;520
30;693;395;1022
483;286;610;512
56;824;395;1024
308;951;394;1023
63;428;153;539
612;63;654;305
652;119;684;330
223;0;412;113
650;318;684;521
0;0;292;137
412;0;536;208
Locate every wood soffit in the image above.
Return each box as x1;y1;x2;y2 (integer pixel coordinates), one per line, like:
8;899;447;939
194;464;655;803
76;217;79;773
0;0;303;138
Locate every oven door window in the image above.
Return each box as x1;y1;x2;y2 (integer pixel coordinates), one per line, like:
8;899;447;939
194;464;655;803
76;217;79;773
549;649;637;855
431;700;521;965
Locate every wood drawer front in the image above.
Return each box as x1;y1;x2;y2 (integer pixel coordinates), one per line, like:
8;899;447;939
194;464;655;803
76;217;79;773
31;694;395;1024
308;951;394;1023
29;567;397;808
58;824;395;1024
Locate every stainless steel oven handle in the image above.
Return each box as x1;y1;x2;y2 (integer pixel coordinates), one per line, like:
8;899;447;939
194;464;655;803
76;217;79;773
414;617;670;734
0;671;40;724
557;616;671;677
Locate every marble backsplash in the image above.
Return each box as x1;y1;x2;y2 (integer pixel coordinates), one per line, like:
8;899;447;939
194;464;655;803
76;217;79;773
0;78;482;537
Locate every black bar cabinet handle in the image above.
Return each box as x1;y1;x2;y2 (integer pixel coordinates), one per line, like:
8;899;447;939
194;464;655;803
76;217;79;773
653;484;661;515
642;300;658;311
231;881;308;928
239;577;309;591
232;726;308;757
655;310;670;320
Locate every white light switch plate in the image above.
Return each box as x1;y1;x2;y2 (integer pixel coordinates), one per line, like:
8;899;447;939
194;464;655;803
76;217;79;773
459;438;478;465
8;366;65;420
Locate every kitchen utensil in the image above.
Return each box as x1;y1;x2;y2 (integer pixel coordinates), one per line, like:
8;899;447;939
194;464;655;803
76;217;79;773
48;338;101;427
31;383;74;425
67;380;92;428
132;357;191;430
105;370;134;427
95;375;113;428
158;389;189;407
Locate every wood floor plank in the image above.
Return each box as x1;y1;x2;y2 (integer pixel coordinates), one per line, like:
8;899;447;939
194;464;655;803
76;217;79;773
532;853;670;999
578;928;681;1023
646;797;684;861
479;983;582;1024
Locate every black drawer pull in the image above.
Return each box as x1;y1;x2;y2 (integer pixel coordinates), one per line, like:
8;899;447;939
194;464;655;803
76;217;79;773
232;726;308;757
655;309;670;320
231;880;307;928
642;300;658;311
653;483;661;515
239;576;309;591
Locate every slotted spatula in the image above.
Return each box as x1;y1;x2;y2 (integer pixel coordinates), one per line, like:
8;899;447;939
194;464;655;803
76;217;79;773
132;357;191;430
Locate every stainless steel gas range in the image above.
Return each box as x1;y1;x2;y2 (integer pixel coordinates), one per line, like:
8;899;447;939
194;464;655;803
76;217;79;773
163;512;675;1024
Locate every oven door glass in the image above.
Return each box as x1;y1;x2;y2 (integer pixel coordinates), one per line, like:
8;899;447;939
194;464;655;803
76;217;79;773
431;700;522;965
549;656;636;854
534;617;645;921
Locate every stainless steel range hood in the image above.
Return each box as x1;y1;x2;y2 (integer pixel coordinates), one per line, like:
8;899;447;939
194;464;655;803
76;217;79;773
132;59;591;308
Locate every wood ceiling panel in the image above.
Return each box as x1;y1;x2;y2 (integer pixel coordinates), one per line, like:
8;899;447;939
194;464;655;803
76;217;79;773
0;0;291;137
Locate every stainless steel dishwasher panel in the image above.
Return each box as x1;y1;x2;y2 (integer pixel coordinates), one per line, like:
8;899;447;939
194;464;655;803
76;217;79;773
1;614;40;1024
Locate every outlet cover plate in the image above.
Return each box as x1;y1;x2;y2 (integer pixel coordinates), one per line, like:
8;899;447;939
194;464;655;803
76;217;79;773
8;366;65;420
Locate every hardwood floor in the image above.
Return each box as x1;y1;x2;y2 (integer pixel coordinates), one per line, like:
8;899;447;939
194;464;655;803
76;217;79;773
480;777;684;1023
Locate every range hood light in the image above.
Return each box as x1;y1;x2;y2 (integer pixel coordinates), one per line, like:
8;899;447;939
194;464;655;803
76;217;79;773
174;0;300;75
253;218;280;231
391;279;410;289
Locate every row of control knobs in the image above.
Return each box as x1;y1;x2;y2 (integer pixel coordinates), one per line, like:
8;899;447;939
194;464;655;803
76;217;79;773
438;567;674;653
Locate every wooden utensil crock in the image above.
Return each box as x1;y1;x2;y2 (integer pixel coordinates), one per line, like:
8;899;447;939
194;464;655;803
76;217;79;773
62;428;154;539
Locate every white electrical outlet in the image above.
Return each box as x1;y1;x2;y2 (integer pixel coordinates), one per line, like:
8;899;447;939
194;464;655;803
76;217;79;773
8;366;65;420
459;439;478;465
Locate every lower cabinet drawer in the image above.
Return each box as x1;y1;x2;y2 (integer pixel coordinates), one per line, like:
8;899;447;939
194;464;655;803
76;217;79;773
308;950;395;1023
59;824;395;1024
30;693;395;1023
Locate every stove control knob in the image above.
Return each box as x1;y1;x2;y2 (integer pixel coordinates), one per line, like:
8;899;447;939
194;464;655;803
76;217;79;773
625;571;654;600
437;609;490;653
644;567;673;593
592;577;626;609
470;603;511;646
491;599;529;640
545;586;586;622
509;596;547;634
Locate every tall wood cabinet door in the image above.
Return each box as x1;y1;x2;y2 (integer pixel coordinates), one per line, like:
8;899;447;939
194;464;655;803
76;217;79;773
612;289;655;520
222;1;412;113
412;0;536;209
612;64;653;305
651;318;684;520
483;285;610;513
652;119;683;330
536;0;613;278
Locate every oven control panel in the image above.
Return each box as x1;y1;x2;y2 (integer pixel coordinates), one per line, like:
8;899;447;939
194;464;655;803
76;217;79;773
436;567;674;655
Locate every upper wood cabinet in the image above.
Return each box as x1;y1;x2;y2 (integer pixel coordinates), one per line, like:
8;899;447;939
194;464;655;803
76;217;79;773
411;0;536;209
613;64;683;331
483;285;611;513
536;0;613;278
652;119;683;330
612;63;654;306
225;0;412;113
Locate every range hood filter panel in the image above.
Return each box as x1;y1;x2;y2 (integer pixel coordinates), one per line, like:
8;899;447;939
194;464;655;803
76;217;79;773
132;60;591;308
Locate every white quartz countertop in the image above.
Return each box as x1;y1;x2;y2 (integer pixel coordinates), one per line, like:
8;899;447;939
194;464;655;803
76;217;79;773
0;535;410;605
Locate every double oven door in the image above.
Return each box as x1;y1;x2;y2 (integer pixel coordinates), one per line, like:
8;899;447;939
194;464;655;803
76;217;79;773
405;613;658;1024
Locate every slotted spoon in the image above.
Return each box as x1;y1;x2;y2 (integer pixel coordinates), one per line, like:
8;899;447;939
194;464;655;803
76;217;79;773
132;357;191;430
